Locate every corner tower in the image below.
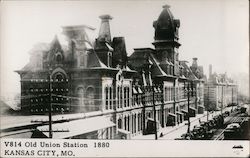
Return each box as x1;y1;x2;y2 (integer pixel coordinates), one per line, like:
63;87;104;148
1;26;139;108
153;5;181;76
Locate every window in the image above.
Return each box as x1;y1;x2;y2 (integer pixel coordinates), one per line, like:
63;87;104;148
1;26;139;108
124;116;127;130
118;119;122;129
56;53;62;63
79;52;84;67
105;87;109;110
117;87;120;108
127;87;130;107
106;128;109;139
86;87;95;107
119;86;123;108
124;88;127;107
77;87;84;106
109;87;112;109
138;114;141;131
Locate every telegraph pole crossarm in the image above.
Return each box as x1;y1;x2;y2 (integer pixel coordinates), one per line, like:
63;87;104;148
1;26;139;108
152;85;158;140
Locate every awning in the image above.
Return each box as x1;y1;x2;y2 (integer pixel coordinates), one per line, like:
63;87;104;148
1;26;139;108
176;111;184;115
132;87;138;94
37;116;115;139
117;129;131;134
181;109;188;113
198;104;205;108
147;118;159;123
153;87;158;93
189;107;196;111
157;87;162;93
137;87;143;94
168;113;177;117
169;61;174;66
1;129;33;138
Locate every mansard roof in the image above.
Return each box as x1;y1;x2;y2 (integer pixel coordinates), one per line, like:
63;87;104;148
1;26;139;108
87;50;108;68
181;61;198;81
129;48;168;77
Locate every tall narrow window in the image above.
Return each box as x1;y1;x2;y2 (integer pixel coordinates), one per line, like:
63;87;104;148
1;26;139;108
79;52;85;67
127;87;130;107
77;87;84;106
109;87;112;109
105;87;109;110
117;87;120;108
124;87;127;107
119;87;123;108
124;116;127;130
86;87;95;111
118;118;122;129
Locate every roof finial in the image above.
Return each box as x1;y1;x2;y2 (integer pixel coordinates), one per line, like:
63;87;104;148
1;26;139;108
163;4;170;9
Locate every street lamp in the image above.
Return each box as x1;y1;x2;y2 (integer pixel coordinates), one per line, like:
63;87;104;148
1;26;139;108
206;84;209;121
185;82;191;134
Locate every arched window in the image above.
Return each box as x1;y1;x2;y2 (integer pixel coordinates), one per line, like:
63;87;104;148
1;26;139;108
55;73;64;82
79;52;85;67
77;87;84;106
86;87;95;110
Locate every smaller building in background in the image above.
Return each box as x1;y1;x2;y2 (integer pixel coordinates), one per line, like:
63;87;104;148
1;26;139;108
204;64;238;111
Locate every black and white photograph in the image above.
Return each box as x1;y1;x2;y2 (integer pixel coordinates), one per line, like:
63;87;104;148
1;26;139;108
0;0;249;157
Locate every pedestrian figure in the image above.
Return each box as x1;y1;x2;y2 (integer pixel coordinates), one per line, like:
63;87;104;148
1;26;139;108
199;118;201;124
160;132;163;137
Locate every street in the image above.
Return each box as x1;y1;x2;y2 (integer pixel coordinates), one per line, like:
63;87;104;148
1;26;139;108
132;106;249;140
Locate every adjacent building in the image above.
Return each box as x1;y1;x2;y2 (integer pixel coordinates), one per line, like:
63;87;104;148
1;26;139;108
204;65;238;111
16;5;206;139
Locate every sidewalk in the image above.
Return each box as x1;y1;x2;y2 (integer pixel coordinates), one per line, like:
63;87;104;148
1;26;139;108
131;108;231;140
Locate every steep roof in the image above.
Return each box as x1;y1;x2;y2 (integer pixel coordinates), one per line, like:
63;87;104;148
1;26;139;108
87;50;108;68
181;61;198;81
153;5;179;41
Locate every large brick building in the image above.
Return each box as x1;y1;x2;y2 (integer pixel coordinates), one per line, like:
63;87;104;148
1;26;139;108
204;65;238;111
16;5;205;139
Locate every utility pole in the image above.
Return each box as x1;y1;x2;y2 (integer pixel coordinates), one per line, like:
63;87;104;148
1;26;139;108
221;85;223;115
187;82;190;134
48;68;53;138
152;85;158;140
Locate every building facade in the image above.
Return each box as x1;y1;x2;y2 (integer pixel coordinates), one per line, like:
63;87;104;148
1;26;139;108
204;65;238;111
16;5;205;139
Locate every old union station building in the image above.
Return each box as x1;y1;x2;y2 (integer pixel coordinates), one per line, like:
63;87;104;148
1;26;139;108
16;5;206;139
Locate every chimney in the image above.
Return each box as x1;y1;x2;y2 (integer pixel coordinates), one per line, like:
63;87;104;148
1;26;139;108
98;14;113;43
209;64;212;79
112;37;127;67
192;57;198;67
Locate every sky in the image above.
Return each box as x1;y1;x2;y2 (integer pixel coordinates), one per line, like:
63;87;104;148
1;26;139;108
0;0;249;98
